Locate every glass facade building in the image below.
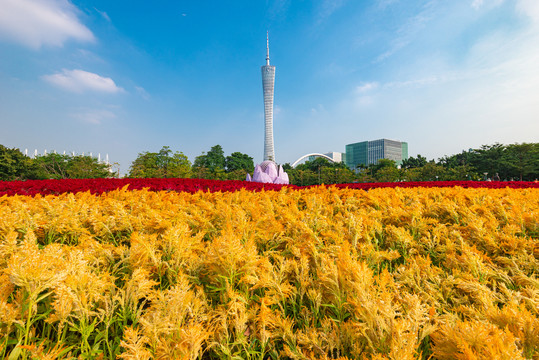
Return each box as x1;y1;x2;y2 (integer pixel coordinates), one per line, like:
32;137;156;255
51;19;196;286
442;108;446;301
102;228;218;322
345;139;408;169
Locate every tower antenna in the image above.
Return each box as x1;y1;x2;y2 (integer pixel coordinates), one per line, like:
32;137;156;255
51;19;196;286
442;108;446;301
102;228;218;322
266;31;270;65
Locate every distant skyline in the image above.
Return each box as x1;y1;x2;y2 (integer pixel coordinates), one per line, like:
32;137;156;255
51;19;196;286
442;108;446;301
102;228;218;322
1;0;538;173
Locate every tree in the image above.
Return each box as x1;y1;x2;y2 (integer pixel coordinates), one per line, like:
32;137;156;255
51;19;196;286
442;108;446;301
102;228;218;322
470;143;507;179
286;160;356;185
401;155;428;169
33;153;113;179
296;157;332;172
0;145;35;180
369;159;400;182
33;153;70;179
296;156;350;172
225;152;254;173
437;143;539;180
372;158;396;171
375;166;401;182
504;143;539;181
192;145;226;174
418;162;446;181
287;169;319;186
67;156;112;179
206;145;226;172
129;146;191;178
438;150;473;168
333;167;357;184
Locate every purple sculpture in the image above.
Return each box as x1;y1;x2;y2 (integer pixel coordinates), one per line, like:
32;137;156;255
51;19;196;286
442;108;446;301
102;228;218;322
246;161;289;184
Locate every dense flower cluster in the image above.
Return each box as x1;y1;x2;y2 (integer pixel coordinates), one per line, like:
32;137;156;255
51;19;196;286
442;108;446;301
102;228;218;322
0;178;537;196
0;185;538;359
0;177;292;196
335;180;539;190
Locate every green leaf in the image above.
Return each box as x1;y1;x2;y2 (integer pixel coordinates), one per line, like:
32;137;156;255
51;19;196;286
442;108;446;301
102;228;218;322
7;342;22;360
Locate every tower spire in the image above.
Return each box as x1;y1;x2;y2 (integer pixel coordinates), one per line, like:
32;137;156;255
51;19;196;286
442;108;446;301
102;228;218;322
266;31;270;65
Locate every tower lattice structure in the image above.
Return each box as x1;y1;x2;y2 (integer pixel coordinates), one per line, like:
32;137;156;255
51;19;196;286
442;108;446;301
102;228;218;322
261;32;276;162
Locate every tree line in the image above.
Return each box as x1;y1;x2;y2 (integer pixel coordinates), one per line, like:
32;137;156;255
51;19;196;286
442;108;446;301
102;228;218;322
128;145;255;181
339;143;537;184
0;145;113;181
1;142;537;184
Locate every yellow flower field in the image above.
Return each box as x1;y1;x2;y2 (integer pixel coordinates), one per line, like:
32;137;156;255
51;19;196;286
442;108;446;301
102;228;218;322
1;186;538;359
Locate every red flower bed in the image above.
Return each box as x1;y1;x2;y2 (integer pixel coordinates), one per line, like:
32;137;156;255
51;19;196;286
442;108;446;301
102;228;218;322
0;178;537;197
0;178;294;197
333;180;539;191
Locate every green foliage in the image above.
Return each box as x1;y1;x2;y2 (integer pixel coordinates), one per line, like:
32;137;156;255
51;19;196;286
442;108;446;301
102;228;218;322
402;154;428;169
3;141;537;183
286;157;356;186
370;158;397;173
287;169;319;186
295;157;332;172
503;143;539;181
192;154;208;172
416;162;447;181
33;153;113;179
0;146;113;180
438;142;539;181
67;156;112;179
129;146;191;178
206;145;226;172
33;153;71;179
225;152;254;173
193;145;254;180
192;145;226;177
0;145;35;181
375;166;401;182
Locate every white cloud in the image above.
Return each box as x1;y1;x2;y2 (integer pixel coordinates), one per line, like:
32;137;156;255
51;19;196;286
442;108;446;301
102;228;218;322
356;82;379;93
471;0;484;9
377;0;399;10
0;0;94;49
385;76;441;89
135;86;150;100
376;1;436;62
317;0;348;21
343;13;539;158
516;0;539;23
472;0;539;23
94;7;111;22
71;109;116;125
310;104;325;115
42;69;124;93
471;0;504;10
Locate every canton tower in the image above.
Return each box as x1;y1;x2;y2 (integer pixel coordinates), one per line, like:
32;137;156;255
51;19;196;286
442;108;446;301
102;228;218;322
261;32;276;162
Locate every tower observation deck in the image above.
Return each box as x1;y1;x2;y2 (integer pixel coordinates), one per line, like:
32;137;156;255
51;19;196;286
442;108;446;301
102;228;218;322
261;32;276;162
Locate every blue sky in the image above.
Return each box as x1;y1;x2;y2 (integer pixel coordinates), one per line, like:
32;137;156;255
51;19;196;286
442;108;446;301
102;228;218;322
1;0;538;173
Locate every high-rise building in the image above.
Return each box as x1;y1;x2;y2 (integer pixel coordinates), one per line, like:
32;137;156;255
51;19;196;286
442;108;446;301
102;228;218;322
345;139;408;169
261;32;276;162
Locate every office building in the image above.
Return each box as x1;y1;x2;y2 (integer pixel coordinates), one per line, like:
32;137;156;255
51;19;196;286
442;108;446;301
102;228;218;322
345;139;408;169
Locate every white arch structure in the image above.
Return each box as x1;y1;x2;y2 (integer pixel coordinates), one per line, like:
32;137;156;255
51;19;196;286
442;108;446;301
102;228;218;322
291;153;336;168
